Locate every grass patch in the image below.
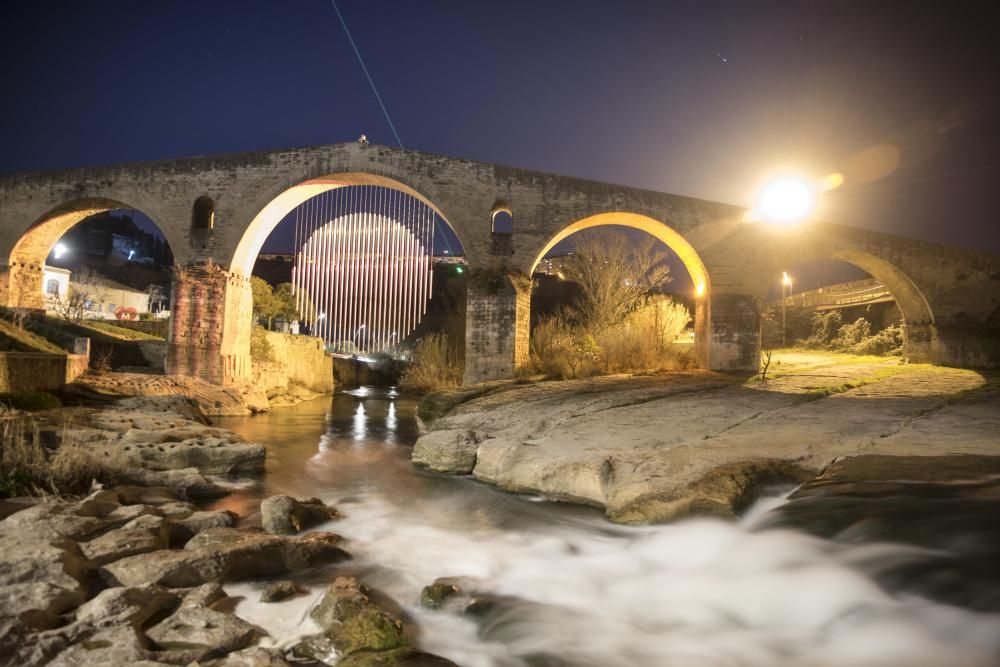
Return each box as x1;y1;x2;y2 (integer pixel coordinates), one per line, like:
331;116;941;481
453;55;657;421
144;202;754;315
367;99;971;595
79;321;164;341
0;413;127;497
0;319;67;354
799;365;915;401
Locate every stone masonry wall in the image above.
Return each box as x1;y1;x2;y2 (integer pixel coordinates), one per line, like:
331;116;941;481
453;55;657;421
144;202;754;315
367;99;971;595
0;352;89;393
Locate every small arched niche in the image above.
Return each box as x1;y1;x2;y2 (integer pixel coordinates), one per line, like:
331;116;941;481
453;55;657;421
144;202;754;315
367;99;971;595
492;208;513;235
192;196;215;231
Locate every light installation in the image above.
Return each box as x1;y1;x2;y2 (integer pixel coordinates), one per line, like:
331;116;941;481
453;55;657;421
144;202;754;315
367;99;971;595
291;186;435;354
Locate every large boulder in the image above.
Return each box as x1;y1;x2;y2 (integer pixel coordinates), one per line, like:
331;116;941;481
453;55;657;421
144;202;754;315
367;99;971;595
411;430;481;474
47;624;157;667
79;519;170;566
260;495;339;535
102;528;349;587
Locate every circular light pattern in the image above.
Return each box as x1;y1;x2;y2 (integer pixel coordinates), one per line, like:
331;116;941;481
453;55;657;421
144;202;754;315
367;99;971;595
754;176;817;225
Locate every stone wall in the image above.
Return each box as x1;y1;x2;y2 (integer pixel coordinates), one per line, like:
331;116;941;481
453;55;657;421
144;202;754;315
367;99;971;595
253;331;333;397
0;352;88;392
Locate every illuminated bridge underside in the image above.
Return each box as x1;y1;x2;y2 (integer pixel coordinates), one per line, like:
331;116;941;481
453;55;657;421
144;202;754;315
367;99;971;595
292;187;434;353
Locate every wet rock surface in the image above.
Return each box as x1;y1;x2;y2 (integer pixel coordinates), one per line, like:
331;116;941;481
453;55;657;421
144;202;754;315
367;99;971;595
260;494;340;535
762;453;1000;612
414;357;1000;523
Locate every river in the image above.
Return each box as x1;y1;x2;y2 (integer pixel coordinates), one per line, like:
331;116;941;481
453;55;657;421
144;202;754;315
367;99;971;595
208;387;1000;667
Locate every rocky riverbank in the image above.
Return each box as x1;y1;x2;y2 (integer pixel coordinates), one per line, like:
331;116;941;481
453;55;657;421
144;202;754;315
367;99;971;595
412;352;1000;523
0;396;454;666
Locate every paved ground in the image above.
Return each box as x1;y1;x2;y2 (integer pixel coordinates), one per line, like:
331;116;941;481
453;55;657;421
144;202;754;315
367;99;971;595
412;351;1000;523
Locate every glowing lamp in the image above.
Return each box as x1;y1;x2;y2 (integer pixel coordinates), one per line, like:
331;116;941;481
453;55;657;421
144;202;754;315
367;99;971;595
754;175;817;225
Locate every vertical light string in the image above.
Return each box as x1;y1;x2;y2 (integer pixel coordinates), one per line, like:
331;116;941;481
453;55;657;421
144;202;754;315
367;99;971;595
290;186;439;354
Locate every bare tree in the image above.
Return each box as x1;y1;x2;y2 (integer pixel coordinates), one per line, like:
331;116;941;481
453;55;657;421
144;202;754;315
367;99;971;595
144;284;168;313
563;229;672;331
48;268;108;322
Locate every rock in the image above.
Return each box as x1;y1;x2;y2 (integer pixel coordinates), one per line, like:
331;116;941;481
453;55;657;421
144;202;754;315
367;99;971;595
103;503;164;526
108;438;266;477
420;580;462;610
0;496;38;520
121;467;232;500
200;646;294;666
74;585;180;629
1;502;107;540
102;528;349;587
260;495;339;535
337;648;459;667
0;530;91;630
174;510;239;536
112;485;180;506
123;425;247;445
115;395;209;423
48;624;156;667
260;580;301;603
609;459;815;524
79;521;169;566
72;489;123;518
411;429;480;474
146;606;258;662
181;582;228;608
308;577;407;656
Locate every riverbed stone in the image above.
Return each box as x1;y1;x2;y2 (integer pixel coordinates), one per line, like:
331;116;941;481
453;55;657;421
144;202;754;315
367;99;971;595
146;606;258;662
260;580;302;602
0;530;91;630
174;509;239;536
411;429;480;474
121;467;234;499
420;580;462;609
260;495;339;535
74;585;180;629
48;624;155;667
102;528;349;587
308;576;407;655
200;646;295;666
181;582;228;608
79;521;170;566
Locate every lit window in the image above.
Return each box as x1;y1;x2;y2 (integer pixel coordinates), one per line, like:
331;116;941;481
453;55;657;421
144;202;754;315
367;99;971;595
46;279;60;296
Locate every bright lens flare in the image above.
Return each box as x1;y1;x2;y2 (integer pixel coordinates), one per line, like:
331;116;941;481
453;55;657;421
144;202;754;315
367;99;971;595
754;176;817;225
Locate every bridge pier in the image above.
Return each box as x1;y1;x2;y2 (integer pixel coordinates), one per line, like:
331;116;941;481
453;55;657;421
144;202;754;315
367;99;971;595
705;293;761;373
0;261;45;310
463;271;531;384
165;262;253;385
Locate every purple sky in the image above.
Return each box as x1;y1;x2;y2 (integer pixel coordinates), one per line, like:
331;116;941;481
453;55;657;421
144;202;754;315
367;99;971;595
3;1;998;259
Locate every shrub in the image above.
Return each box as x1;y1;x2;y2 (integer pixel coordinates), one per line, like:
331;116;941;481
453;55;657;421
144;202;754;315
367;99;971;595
831;317;872;350
597;296;691;373
851;323;904;356
804;310;843;348
530;314;602;380
0;391;62;411
399;333;463;393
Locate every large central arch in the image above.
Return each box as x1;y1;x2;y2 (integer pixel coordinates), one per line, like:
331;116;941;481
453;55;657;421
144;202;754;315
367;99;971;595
229;173;462;277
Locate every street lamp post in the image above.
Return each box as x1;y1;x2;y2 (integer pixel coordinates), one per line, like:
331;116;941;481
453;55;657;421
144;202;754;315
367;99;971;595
781;272;793;347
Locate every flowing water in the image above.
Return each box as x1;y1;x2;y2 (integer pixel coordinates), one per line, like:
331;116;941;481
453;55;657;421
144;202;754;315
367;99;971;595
209;388;1000;667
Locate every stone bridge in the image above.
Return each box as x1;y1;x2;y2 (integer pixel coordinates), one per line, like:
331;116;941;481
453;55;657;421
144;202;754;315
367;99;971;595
2;142;999;384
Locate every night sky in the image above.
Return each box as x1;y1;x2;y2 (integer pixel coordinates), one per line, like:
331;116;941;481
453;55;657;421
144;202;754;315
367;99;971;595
3;0;999;260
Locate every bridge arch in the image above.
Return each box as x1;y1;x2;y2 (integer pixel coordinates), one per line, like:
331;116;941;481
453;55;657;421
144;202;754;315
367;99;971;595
773;245;937;361
4;197;179;309
230;173;464;276
526;211;712;368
